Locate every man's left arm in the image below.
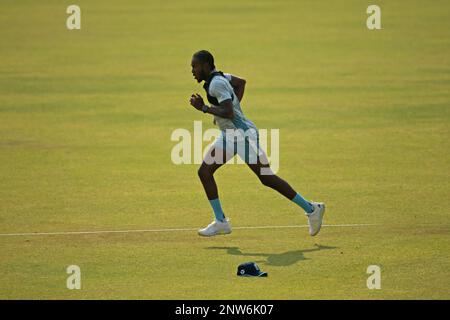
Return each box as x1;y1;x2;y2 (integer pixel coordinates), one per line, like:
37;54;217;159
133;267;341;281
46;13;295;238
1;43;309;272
227;74;246;102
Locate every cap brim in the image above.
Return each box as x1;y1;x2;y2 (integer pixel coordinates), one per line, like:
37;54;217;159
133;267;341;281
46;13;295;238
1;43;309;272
237;272;268;277
257;272;268;277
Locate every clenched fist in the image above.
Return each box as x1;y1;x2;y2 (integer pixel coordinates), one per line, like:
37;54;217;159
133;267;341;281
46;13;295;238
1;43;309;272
189;93;204;111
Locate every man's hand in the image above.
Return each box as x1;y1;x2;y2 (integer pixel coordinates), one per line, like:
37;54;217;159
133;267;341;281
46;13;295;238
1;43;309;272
189;93;233;119
189;93;204;111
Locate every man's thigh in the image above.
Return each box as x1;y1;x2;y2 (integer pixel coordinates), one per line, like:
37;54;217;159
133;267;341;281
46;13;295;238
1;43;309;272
203;135;236;166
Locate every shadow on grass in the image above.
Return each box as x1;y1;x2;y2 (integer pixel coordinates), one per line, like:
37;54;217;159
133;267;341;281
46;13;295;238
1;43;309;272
206;244;337;266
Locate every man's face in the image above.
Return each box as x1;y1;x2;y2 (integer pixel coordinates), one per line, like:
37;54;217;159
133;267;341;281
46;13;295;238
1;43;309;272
191;57;207;83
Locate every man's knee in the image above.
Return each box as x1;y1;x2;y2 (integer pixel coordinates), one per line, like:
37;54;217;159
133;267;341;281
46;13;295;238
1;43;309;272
198;165;213;180
259;175;275;188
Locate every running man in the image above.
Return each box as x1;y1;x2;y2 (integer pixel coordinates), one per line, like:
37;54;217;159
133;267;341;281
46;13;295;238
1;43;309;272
188;50;325;237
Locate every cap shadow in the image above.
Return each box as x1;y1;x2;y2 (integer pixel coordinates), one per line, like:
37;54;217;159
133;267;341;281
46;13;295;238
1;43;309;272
206;244;337;266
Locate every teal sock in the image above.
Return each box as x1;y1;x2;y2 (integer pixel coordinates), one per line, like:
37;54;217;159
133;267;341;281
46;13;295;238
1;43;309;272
209;198;225;222
292;193;314;214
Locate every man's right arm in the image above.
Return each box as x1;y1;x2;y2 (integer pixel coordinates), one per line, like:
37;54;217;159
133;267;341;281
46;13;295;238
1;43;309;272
206;80;235;119
206;99;234;119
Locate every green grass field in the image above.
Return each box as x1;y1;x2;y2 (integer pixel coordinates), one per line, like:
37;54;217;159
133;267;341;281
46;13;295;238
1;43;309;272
1;0;449;299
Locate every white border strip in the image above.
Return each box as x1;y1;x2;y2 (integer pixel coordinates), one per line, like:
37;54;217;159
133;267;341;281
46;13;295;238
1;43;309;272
0;224;378;237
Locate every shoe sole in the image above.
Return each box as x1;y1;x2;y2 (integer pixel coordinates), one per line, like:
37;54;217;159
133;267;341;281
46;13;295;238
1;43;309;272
310;204;325;236
198;229;232;237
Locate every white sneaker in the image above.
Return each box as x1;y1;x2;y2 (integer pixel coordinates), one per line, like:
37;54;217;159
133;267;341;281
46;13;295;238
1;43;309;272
198;218;232;237
307;202;325;236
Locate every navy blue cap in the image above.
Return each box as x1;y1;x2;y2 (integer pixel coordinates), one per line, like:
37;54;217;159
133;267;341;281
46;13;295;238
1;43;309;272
237;262;268;277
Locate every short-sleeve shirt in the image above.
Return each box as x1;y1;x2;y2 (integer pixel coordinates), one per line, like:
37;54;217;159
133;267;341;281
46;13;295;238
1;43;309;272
207;72;257;132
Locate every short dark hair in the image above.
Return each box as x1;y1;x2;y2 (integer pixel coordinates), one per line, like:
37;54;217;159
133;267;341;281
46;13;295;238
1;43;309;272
193;50;215;70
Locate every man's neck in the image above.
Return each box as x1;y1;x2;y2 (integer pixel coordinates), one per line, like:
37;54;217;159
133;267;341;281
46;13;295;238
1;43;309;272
203;69;217;83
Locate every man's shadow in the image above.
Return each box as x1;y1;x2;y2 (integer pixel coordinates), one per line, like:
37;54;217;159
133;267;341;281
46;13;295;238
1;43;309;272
206;244;337;266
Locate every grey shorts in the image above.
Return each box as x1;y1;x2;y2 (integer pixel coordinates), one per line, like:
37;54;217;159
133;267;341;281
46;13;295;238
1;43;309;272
212;128;266;164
